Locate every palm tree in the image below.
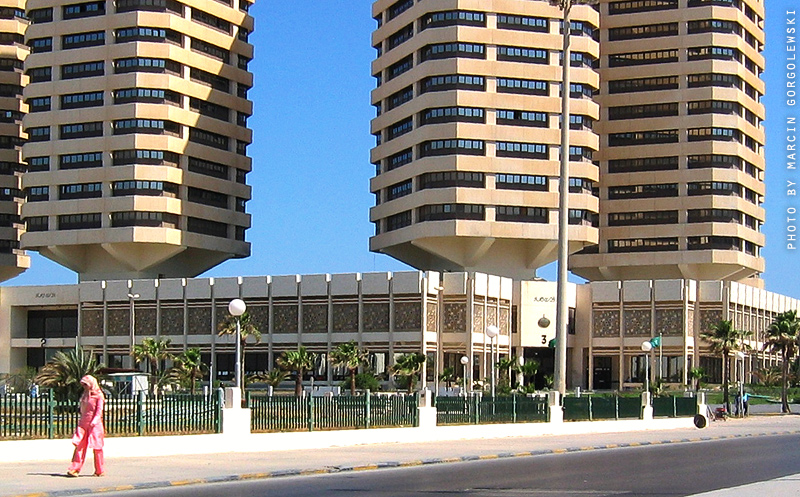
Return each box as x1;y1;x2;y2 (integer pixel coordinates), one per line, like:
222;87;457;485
764;310;800;413
218;311;262;394
700;319;751;414
689;367;705;392
330;341;368;395
249;369;289;389
168;348;207;394
497;356;519;389
438;367;456;389
519;359;540;389
391;353;426;393
132;337;173;395
34;343;104;400
277;347;316;396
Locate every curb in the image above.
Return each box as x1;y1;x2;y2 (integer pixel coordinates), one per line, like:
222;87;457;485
9;429;800;497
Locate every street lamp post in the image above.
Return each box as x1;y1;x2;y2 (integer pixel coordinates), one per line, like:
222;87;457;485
736;351;746;417
551;0;598;397
228;299;247;391
127;293;140;357
486;325;500;398
641;341;653;395
460;355;469;396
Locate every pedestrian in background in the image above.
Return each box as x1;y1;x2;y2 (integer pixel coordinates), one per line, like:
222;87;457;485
67;375;105;477
742;391;750;416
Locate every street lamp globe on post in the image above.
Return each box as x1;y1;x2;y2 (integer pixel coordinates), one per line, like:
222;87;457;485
228;299;247;391
485;325;500;398
641;341;653;395
460;355;470;396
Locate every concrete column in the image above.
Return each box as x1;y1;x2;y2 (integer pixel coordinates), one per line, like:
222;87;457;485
416;388;437;428
641;391;653;420
222;387;251;436
548;390;563;423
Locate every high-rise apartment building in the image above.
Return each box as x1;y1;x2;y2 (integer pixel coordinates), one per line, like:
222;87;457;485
570;0;766;284
370;0;766;287
0;1;29;281
20;0;254;281
369;0;601;280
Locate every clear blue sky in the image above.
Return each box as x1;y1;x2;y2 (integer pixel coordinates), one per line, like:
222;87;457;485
6;0;800;300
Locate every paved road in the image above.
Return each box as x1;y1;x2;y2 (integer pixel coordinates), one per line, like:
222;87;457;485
3;415;800;497
80;434;800;497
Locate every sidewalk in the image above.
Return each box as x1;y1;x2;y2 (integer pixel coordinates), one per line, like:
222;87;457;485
1;413;799;497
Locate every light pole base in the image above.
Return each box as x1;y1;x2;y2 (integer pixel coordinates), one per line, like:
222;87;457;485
224;387;242;409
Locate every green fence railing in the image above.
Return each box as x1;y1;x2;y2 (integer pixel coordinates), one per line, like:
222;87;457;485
433;395;548;425
0;391;222;440
652;396;698;418
247;392;418;433
563;396;641;421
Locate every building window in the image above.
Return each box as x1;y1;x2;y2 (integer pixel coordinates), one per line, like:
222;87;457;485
29;37;52;53
568;83;595;99
188;156;228;179
421;42;485;62
29;8;53;23
496;206;548;223
115;0;184;14
26;126;50;142
569;178;593;194
569;114;593;130
25;216;48;232
688;127;740;142
421;107;484;125
60;152;103;169
387;24;413;51
688;46;739;62
63;1;105;19
608;156;679;173
608;183;678;199
235;197;246;213
62;31;105;49
188;127;229;150
687;154;742;170
115;26;182;44
189;98;230;121
114;57;180;74
187;217;227;237
421;10;485;29
388;86;413;110
387;180;412;201
609;49;678;67
418;204;484;222
496;174;548;191
28;96;51;112
420;139;485;158
61;61;104;79
113;149;179;166
113;119;181;136
688;73;742;89
688;100;741;116
58;213;102;230
191;8;231;34
688;19;742;35
112;180;177;197
111;211;178;228
420;171;484;190
420;74;485;93
687;209;742;224
0;187;23;200
27;157;50;172
59;182;102;200
687;236;742;251
497;110;547;127
608;0;678;14
0;33;24;46
608;22;678;40
608;103;679;120
387;55;413;81
190;67;230;93
114;88;181;105
608;237;679;252
387;0;413;20
497;14;548;32
191;38;229;63
188;187;227;208
569;146;594;163
387;149;413;171
61;91;104;109
609;77;677;95
497;46;547;64
496;141;548;159
28;67;51;82
387;117;413;140
26;186;49;201
608;211;678;226
608;129;679;146
569;209;597;226
688;181;741;196
0;59;23;72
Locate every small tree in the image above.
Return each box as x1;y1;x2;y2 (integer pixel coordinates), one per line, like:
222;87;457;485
278;347;316;396
35;343;104;400
168;348;207;394
519;360;540;389
700;319;751;414
764;310;800;413
330;341;368;395
391;353;426;393
132;337;174;395
439;367;456;389
249;369;289;389
689;367;705;392
218;311;261;396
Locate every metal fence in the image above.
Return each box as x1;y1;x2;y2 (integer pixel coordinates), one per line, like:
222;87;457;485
247;392;418;432
0;391;222;440
434;395;549;425
652;396;698;418
563;395;697;421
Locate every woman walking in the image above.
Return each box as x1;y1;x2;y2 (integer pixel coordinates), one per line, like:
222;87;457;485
67;375;105;477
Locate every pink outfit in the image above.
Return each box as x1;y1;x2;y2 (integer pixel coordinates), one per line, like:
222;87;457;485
68;375;105;475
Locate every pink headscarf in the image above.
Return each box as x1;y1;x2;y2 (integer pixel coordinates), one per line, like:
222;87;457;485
80;375;102;398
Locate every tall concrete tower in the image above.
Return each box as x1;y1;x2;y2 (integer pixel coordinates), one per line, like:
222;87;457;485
369;0;600;280
21;0;254;281
570;0;766;284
